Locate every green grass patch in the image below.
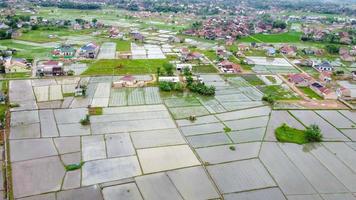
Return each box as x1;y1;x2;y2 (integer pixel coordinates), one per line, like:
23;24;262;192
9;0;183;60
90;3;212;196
239;32;302;43
200;50;218;61
275;124;307;144
0;104;7;123
0;39;52;59
259;85;300;100
89;107;103;115
299;87;323;100
3;72;31;79
241;74;265;86
63;93;75;97
224;126;232;133
192;65;218;73
16;28;94;43
82;59;171;75
114;40;131;52
266;76;277;84
65;161;85;171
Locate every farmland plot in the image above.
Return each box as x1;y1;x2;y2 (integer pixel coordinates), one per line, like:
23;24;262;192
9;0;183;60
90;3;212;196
109;89;127;107
169;106;210;119
164;97;201;108
34;86;49;102
144;87;161;104
127;88;145;106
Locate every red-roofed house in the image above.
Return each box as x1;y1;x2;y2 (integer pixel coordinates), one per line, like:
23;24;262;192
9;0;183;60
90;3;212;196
280;45;297;57
288;73;312;87
218;60;242;73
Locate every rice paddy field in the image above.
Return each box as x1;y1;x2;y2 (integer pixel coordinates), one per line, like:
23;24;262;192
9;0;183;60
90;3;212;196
6;75;356;200
239;32;302;43
82;59;171;75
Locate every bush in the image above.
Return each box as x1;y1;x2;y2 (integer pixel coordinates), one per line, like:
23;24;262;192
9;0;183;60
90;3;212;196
159;81;184;92
65;161;85;171
80;114;90;125
275;123;307;144
229;146;236;151
188;82;215;96
224;126;232;133
163;63;174;76
67;70;75;76
262;95;275;105
305;124;323;142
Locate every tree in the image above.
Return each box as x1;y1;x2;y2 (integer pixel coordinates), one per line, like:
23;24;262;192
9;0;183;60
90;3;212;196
92;18;98;24
262;95;275;105
305;124;323;142
325;44;339;54
163;63;174;76
272;20;287;29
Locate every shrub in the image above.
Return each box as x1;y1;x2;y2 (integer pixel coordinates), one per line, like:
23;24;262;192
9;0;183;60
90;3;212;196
224;126;232;133
262;95;275;105
80;114;90;125
305;124;323;142
163;63;174;76
188;82;215;96
189;115;196;122
65;161;85;171
159;81;184;92
67;70;75;76
159;81;172;91
229;146;236;151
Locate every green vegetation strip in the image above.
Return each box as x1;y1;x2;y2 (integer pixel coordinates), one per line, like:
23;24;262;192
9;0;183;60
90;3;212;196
82;59;171;75
89;107;103;115
275;124;307;144
299;87;322;100
65;162;85;171
239;32;302;43
275;123;323;144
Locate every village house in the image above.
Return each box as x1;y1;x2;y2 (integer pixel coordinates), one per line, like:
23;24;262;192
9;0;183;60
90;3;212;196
298;59;314;67
158;76;180;83
216;47;231;59
37;60;64;76
337;87;351;99
238;44;250;51
180;48;202;62
280;45;297;57
266;47;276;56
310;82;337;100
131;31;144;42
176;63;192;72
352;71;356;81
218;60;242;73
339;47;355;62
315;61;333;72
109;27;124;39
52;45;76;59
319;71;333;84
79;42;100;59
3;57;31;73
288;73;312;87
112;75;146;88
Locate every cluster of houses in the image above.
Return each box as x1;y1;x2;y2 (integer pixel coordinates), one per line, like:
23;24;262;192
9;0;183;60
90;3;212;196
52;42;100;60
302;27;354;45
109;27;125;39
183;16;250;43
288;73;344;100
287;61;355;100
179;48;203;62
339;46;356;62
0;56;32;73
